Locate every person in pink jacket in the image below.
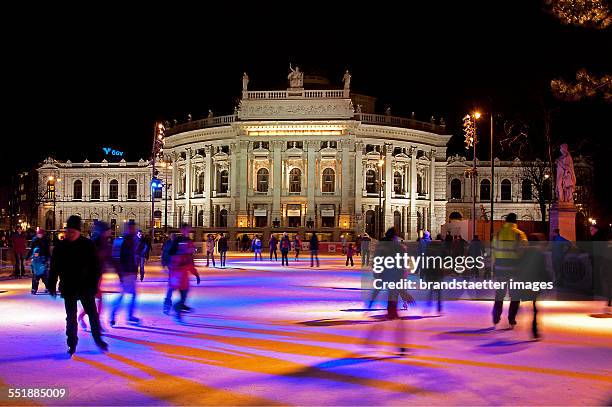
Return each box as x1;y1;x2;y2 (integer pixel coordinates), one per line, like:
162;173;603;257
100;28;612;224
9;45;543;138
166;224;200;322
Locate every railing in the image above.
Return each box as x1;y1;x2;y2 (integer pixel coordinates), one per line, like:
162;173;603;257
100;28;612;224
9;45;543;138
245;89;348;100
166;114;236;136
356;113;446;134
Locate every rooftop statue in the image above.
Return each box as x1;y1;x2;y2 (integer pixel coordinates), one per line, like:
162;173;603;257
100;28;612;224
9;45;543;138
288;64;303;88
342;70;351;90
242;72;249;92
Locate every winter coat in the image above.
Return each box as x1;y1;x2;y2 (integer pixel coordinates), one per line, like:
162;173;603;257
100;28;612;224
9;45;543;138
206;238;215;253
11;233;27;255
48;236;100;297
280;237;291;251
169;238;198;290
269;237;278;250
218;237;228;252
309;235;319;251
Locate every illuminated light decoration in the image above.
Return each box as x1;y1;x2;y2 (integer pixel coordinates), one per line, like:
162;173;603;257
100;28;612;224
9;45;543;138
551;69;612;102
246;125;344;137
544;0;611;29
463;114;475;149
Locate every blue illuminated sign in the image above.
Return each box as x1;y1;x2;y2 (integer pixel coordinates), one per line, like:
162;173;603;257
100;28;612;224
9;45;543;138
102;147;124;157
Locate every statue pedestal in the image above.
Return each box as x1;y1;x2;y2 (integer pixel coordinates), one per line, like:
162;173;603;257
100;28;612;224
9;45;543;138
549;202;576;241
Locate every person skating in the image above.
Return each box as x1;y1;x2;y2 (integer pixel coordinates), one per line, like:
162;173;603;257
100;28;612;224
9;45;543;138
166;224;200;322
136;230;150;281
293;233;302;261
491;213;527;329
205;234;216;267
361;233;371;266
11;226;27;279
310;233;320;267
251;235;263;260
218;233;228;268
280;232;291;266
48;215;107;355
269;234;278;261
28;228;51;294
78;221;111;331
345;243;355;267
110;220;141;327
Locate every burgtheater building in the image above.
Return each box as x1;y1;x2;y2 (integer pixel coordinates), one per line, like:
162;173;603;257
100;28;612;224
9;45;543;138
162;69;451;241
36;68;593;241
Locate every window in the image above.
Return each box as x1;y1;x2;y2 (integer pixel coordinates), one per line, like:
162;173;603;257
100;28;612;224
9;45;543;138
289;168;301;193
198;172;205;193
197;210;204;227
91;180;100;200
501;179;512;201
521;179;532;201
480;179;491;201
394;211;402;233
287;141;303;149
320;141;337;149
417;173;424;195
366;170;377;194
46;181;55;200
127;179;137;200
218;170;229;194
257;168;269;192
154;187;162;199
109;179;119;200
393;172;403;194
73;180;82;200
322;168;335;193
450;178;462;199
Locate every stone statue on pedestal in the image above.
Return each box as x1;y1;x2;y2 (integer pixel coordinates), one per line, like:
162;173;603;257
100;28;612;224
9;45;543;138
242;72;249;92
342;70;351;90
556;143;576;203
288;64;303;88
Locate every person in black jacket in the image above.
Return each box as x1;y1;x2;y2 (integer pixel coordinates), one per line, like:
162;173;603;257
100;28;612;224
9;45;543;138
48;215;108;355
110;220;140;327
218;233;228;268
310;233;319;267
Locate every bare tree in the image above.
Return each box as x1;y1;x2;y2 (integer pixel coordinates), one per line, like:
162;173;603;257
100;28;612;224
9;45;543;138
521;159;552;226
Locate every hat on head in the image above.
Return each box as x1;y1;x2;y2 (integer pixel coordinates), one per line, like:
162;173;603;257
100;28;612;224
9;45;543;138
93;220;110;233
66;215;82;231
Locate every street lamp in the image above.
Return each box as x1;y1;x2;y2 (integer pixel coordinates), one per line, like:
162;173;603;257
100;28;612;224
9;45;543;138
377;155;385;240
48;175;61;230
464;112;480;239
159;161;173;234
150;122;165;243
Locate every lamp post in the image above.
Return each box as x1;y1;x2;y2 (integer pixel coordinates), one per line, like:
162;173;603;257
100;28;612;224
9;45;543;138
377;155;385;240
160;161;172;234
489;112;495;241
464;112;481;239
150;123;165;243
48;175;61;230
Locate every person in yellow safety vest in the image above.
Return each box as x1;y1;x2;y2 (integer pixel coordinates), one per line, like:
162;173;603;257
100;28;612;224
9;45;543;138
491;213;527;329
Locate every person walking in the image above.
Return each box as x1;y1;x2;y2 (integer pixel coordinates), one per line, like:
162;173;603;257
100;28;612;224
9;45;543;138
165;224;200;321
252;235;263;260
519;234;550;339
310;233;320;267
280;232;291;266
293;233;302;261
205;234;216;267
491;213;527;329
136;230;149;281
28;228;51;294
269;234;278;261
48;215;107;355
218;233;228;268
345;243;355;267
78;221;111;331
110;220;141;327
11;226;27;279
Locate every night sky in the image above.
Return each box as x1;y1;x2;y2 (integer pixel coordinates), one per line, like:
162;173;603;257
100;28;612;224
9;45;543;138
3;2;611;217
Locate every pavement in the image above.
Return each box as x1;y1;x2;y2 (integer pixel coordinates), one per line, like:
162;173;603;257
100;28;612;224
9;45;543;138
0;252;611;406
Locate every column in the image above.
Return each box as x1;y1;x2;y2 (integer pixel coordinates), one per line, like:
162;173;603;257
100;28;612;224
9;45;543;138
384;143;393;231
203;145;212;226
171;155;177;227
429;149;436;232
183;149;192;225
341;140;350;211
306;140;316;224
239;140;248;215
272;141;282;223
354;142;363;232
229;143;237;227
409;147;418;240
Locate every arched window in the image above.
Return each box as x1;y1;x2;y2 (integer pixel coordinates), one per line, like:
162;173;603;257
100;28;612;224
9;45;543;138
90;180;100;200
393;172;403;194
450;178;462;199
501;179;512;201
365;170;376;194
521;179;533;201
480;179;491;201
127;179;137;200
109;179;119;200
198;172;205;193
322;168;335;193
289;168;301;193
257;168;269;192
219;209;228;227
73;180;82;200
218;170;229;194
449;211;463;221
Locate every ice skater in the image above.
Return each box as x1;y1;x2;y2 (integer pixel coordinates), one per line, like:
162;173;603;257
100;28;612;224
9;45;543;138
110;220;141;327
165;224;200;322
